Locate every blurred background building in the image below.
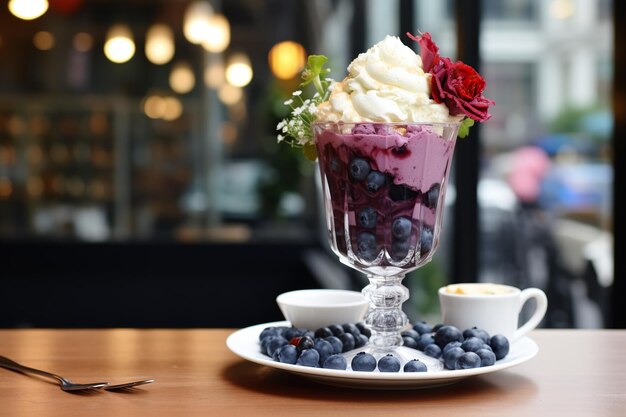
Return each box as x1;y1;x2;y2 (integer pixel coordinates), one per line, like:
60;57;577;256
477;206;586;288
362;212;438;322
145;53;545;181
0;0;618;329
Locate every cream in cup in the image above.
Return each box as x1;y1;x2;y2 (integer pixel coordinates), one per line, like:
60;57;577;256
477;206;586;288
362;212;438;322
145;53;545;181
438;283;547;342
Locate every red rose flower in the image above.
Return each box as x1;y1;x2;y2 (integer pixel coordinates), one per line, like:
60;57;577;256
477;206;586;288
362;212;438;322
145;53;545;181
431;57;495;122
406;32;439;72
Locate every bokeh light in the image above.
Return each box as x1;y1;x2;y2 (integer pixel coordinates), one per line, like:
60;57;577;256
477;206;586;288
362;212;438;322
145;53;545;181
73;32;93;52
33;31;55;50
104;24;135;64
183;1;213;45
169;62;196;94
201;14;230;53
225;53;253;87
8;0;48;20
218;84;243;105
146;24;175;65
268;41;306;80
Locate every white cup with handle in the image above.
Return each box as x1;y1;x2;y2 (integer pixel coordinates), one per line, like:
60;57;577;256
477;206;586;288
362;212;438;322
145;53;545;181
438;283;548;342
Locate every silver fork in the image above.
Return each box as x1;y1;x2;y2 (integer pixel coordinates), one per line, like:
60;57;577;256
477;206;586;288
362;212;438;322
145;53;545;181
0;355;108;392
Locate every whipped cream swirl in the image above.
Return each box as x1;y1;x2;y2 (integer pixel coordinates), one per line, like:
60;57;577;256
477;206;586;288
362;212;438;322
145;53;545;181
316;36;462;124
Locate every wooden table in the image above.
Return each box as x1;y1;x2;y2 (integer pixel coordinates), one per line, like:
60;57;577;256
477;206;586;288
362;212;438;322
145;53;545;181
0;329;624;416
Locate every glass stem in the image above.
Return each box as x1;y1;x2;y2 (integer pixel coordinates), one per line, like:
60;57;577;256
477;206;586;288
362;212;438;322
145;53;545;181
362;274;409;350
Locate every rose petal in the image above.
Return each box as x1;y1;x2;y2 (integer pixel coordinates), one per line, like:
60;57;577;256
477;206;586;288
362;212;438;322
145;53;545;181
406;32;440;72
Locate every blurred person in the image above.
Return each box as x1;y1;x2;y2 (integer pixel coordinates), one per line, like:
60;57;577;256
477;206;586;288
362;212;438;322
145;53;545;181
507;146;574;328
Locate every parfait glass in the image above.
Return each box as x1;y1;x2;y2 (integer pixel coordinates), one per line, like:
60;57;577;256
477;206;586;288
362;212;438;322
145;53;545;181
313;121;459;363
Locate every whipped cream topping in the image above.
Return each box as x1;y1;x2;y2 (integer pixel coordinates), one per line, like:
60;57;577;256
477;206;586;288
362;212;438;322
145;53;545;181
316;36;462;124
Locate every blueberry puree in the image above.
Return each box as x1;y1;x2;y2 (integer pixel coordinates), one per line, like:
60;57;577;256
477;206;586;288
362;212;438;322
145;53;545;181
315;123;456;265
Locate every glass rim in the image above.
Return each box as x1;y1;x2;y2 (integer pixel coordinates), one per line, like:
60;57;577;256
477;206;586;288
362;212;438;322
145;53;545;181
311;121;461;128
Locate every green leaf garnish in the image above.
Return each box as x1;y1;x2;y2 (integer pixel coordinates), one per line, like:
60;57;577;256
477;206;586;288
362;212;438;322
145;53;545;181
458;118;475;138
300;55;331;98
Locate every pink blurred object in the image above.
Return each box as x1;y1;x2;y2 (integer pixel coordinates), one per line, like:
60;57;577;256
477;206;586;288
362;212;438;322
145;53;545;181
507;146;551;203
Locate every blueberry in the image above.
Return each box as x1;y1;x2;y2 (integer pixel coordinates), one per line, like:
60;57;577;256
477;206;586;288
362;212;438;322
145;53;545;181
401;329;420;340
355;334;369;349
443;346;465;370
403;359;428;372
328;324;345;336
357;207;378;229
283;327;305;341
434;325;463;349
415;333;436;351
355;323;371;338
314;339;334;366
365;171;386;192
356;232;378;261
490;335;510;360
323;354;348;370
377;354;401;372
297;349;320;367
302;330;315;339
351;352;376;372
265;336;289;357
423;343;442;359
314;327;333;339
349;158;370;180
338;332;356;352
443;341;463;354
392;217;412;240
432;323;444;333
412;321;433;335
455;352;481;370
425;183;440;208
476;348;496;367
420;227;434;255
260;335;274;354
389;183;418;201
275;344;298;364
296;335;315;352
342;323;361;337
402;336;418;349
391;239;411;261
463;327;490;344
461;337;485;353
259;327;281;341
325;336;343;354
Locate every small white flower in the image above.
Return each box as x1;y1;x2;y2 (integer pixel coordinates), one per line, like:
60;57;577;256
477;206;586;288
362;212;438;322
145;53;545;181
284;99;293;106
308;104;317;114
276;120;285;130
292;90;302;97
277;134;285;142
313;92;320;98
293;107;303;116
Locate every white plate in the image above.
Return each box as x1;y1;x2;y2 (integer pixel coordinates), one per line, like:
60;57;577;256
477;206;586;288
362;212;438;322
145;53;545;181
226;321;539;389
